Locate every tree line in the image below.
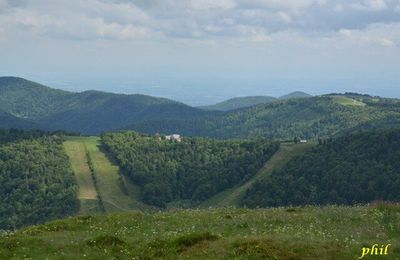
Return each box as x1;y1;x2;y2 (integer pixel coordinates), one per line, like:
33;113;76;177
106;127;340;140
102;131;279;207
0;130;79;230
242;128;400;207
127;96;400;141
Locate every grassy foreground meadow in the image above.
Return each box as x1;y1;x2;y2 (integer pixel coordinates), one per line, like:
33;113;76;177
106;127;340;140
1;204;399;259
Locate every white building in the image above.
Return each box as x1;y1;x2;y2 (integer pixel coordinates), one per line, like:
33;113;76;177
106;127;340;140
165;134;182;142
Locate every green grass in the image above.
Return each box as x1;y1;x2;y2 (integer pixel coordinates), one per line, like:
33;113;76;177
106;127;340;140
1;205;399;259
332;96;366;107
200;142;316;207
64;137;153;213
63;138;102;214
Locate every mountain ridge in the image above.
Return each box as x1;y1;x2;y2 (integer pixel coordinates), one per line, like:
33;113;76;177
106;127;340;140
1;77;399;139
199;91;312;111
279;91;312;100
0;77;210;134
126;94;400;140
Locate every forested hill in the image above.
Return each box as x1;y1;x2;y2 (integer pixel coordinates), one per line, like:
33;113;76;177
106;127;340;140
127;94;400;140
0;129;48;144
101;131;279;208
0;77;211;135
2;77;400;139
279;91;312;100
0;130;79;229
199;96;277;111
199;92;312;111
0;110;39;130
242;128;400;207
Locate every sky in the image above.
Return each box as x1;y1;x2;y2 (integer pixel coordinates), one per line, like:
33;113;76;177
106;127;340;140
0;0;399;105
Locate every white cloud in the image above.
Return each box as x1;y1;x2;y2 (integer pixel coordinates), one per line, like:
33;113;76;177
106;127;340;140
339;29;353;37
236;0;326;10
369;0;387;10
2;0;157;40
0;0;399;44
380;38;395;46
86;18;153;40
235;25;270;42
333;3;344;12
189;0;236;10
277;12;292;23
337;23;399;47
349;0;387;11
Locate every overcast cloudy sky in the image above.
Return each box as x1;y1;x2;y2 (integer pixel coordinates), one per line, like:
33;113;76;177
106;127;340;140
0;0;399;105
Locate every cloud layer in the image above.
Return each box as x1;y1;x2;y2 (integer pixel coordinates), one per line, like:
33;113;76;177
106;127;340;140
0;0;399;46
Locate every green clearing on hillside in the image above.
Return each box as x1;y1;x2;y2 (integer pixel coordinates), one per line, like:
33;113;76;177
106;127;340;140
64;137;152;213
200;142;316;207
331;95;366;107
1;204;399;259
63;139;102;214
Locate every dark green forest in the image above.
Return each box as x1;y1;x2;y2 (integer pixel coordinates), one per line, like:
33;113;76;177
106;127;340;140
0;111;39;130
128;95;400;140
199;95;278;111
0;129;48;144
102;132;279;207
242;128;400;207
199;91;311;111
0;131;79;229
0;77;210;135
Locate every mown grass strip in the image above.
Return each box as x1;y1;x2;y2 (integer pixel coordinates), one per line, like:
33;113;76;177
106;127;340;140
86;150;106;213
63;139;102;214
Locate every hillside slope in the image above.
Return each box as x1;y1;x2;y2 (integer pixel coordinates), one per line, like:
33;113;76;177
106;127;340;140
101;132;279;207
242;128;400;207
0;132;79;229
3;77;399;140
0;77;210;134
0;111;38;130
200;142;315;207
199;92;312;112
128;94;400;140
199;96;277;111
279;91;312;100
0;77;72;119
64;137;153;213
63;139;103;214
1;205;399;259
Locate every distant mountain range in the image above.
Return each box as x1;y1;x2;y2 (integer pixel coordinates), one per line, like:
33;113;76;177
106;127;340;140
199;91;312;111
0;77;209;134
1;76;399;138
127;94;400;140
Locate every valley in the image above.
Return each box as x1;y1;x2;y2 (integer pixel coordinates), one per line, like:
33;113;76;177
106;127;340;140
1;77;400;258
63;136;312;212
2;0;399;257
